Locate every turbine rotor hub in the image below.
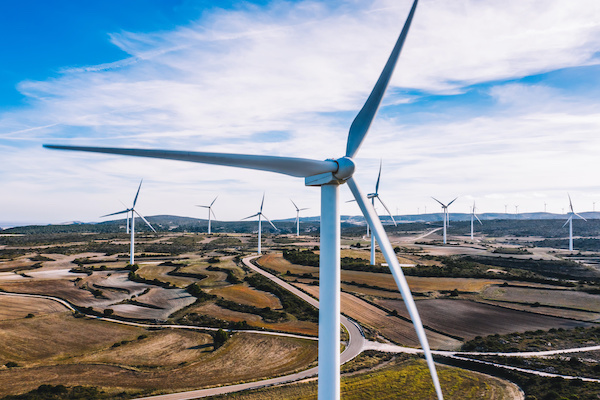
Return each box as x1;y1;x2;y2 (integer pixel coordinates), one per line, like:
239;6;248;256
333;156;355;181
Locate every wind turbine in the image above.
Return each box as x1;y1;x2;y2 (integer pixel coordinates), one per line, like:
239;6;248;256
44;1;444;398
432;197;457;244
197;196;218;234
242;194;277;254
366;160;397;265
470;202;482;240
101;180;156;265
290;199;308;237
563;194;586;252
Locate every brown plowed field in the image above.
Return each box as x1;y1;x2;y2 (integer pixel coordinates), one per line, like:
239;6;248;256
295;283;461;350
258;254;317;275
210;284;282;309
0;314;317;397
377;299;591;341
0;296;68;320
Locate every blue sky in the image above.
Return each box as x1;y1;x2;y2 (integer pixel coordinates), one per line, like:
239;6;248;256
1;0;600;226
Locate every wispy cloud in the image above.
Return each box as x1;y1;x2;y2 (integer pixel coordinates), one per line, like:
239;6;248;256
1;0;600;223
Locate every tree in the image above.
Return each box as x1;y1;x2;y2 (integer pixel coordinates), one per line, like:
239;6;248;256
214;329;229;349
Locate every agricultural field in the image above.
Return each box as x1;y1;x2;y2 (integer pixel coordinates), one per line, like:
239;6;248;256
0;295;67;320
0;302;317;397
376;298;590;341
295;283;460;350
206;355;522;400
482;285;600;313
210;284;282;309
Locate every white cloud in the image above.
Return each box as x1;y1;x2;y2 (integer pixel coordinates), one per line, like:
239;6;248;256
1;0;600;223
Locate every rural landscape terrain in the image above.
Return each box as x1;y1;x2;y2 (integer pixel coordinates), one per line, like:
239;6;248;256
1;216;600;399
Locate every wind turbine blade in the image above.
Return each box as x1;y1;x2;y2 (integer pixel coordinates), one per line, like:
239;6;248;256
241;213;260;221
100;209;130;218
447;197;458;207
375;159;382;195
300;207;310;211
346;176;443;400
211;208;217;220
574;212;587;221
475;214;483;225
377;196;397;226
133;210;156;233
44;145;338;178
562;217;572;228
210;196;218;207
132;179;143;208
260;193;265;213
196;205;209;208
568;193;574;213
290;199;299;211
345;0;419;158
261;213;277;230
431;197;445;207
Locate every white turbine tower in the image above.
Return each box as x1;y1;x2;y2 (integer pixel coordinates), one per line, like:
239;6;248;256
563;194;586;252
101;180;156;265
470;202;482;240
242;194;277;255
432;197;457;245
290;199;308;237
197;196;218;234
366;160;397;265
44;1;444;398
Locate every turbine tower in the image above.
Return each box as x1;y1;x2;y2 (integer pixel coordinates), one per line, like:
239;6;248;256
197;196;218;234
563;194;586;252
101;180;156;265
290;199;308;237
44;1;444;398
242;194;276;254
470;202;482;240
432;197;457;244
366;160;397;265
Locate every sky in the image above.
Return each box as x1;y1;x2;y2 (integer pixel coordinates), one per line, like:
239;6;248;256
1;0;600;227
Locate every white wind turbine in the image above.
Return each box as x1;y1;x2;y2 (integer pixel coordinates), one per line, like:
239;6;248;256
432;197;457;245
470;201;482;240
44;1;444;398
197;196;218;234
242;194;277;255
366;160;397;265
563;194;586;252
101;180;156;265
290;199;309;237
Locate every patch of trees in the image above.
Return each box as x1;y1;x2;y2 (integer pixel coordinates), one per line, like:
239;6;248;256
213;328;229;349
245;273;318;323
283;249;389;273
206;265;241;284
461;326;600;353
0;384;130;400
185;283;217;302
462;255;600;281
438;355;600;400
216;298;287;323
537;238;600;252
127;268;177;289
175;312;250;330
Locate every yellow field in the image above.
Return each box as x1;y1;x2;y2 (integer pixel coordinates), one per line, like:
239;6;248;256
258;254;318;275
206;358;521;400
210;284;282;309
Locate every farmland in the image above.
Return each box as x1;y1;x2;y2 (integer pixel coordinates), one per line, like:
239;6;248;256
2;220;600;399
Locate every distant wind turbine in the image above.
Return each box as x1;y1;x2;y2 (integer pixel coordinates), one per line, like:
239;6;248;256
515;205;519;214
101;179;156;265
290;199;308;237
563;194;586;252
44;1;444;398
242;194;277;254
366;160;397;265
432;197;457;244
470;202;482;240
197;196;218;234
